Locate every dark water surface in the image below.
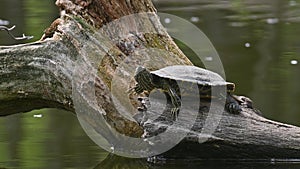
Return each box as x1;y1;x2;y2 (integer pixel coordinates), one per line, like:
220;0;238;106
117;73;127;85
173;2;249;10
1;0;300;168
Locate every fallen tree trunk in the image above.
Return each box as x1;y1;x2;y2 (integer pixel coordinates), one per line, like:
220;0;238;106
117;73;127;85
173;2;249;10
0;0;300;159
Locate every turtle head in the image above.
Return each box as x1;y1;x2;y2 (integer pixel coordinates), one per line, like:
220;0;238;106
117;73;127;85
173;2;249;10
135;66;147;75
134;66;153;84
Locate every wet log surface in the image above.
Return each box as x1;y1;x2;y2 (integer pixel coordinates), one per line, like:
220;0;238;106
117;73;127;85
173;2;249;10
0;0;300;159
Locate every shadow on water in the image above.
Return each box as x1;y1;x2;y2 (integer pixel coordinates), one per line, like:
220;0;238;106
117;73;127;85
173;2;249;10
94;154;300;169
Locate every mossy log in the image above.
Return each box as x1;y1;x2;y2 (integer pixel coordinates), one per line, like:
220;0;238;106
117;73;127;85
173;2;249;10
0;0;300;159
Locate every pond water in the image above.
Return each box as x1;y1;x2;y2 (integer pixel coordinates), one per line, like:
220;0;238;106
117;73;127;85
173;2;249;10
1;0;300;168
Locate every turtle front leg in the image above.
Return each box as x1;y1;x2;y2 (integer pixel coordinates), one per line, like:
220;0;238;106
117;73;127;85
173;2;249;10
134;83;145;94
167;88;181;120
225;94;242;114
127;83;144;94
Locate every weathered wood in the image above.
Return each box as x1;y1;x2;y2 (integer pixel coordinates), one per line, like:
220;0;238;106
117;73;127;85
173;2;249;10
0;41;74;115
0;0;300;159
0;0;191;137
145;100;300;158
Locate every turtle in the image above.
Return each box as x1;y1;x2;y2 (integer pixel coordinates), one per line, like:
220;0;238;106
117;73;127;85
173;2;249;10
133;65;242;119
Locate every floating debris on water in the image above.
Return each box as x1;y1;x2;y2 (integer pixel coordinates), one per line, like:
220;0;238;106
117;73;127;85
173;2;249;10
266;18;279;24
33;114;43;118
0;19;9;25
164;18;171;24
190;16;200;23
291;60;298;65
110;146;115;152
229;22;247;27
205;56;213;61
245;42;251;48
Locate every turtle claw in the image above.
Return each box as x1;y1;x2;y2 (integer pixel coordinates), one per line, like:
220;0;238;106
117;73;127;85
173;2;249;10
134;84;144;94
135;97;150;125
171;107;179;121
137;97;150;111
127;83;144;95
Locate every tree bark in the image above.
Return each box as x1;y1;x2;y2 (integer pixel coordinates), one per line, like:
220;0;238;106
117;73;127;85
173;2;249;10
0;0;300;159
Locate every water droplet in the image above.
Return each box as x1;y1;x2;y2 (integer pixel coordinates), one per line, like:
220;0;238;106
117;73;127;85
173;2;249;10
190;16;199;23
266;18;279;24
291;60;298;65
164;18;171;24
245;43;251;48
33;114;43;118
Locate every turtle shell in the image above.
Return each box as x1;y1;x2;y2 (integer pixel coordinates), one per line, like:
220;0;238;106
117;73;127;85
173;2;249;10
150;65;235;92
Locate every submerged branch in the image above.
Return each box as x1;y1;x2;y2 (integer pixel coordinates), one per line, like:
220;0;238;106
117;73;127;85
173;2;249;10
0;25;33;40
